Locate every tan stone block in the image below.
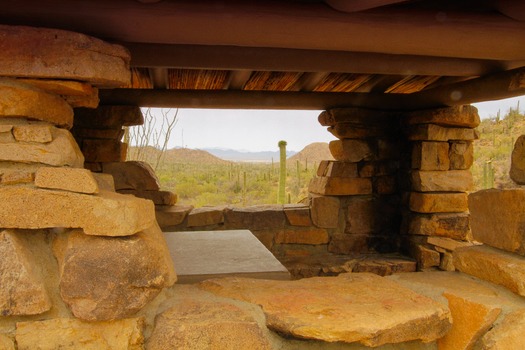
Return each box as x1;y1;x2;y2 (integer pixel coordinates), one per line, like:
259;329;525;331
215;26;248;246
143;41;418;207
35;167;99;194
346;197;375;234
328;234;370;254
119;189;177;206
408;212;471;240
199;273;451;346
0;334;14;350
0;187;155;237
16;318;144;350
155;205;193;228
408;124;479;141
414;245;441;269
147;301;271;350
12;124;53;143
409;192;468;213
0;229;51;316
449;141;474;170
187;206;225;227
427;236;473;251
74;106;143;128
0;128;14;143
0;127;83;167
225;205;286;230
454;245;525;296
275;228;329;245
309;176;372;196
440;252;456;271
0;25;130;87
0;78;73;128
411;170;473;192
92;172;115;192
412;141;450;170
54;225;176;321
438;293;501;350
63;90;100;108
101;161;160;191
0;170;34;185
328;123;386;139
310;194;340;228
316;160;358;177
405;105;480;128
481;309;525;350
283;204;312;226
510;135;525;185
17;78;96;96
318;108;395;127
250;230;275;250
329;139;373;162
82;139;124;163
469;189;525;255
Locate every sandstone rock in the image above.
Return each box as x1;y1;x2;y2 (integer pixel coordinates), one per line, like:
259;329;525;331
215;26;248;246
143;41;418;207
309;194;340;228
411;170;473;192
225;205;286;230
275;228;329;245
73;127;124;140
250;230;276;250
199;273;451;346
62;90;100;108
373;175;397;194
283;204;312;226
408;124;479;141
148;301;272;350
15;317;144;350
0;170;34;185
54;225;176;321
82;139;125;163
155;205;193;228
377;138;400;160
328;123;385;139
17;78;97;97
469;189;525;255
0;187;155;236
411;141;449;171
440;252;456;271
119;189;177;206
438;293;501;350
346;197;375;234
317;160;358;177
102;161;160;191
413;245;441;269
328;234;370;254
92;172;115;192
0;229;51;316
329;139;373;162
318;108;395;127
187;206;225;227
481;309;525;350
84;162;102;172
407;212;471;240
308;176;372;196
427;236;472;251
0;126;84;167
12;124;53;143
74;106;143;128
0;25;130;87
449;141;474;170
35;167;99;194
0;78;73;128
405;105;480;128
0;334;14;350
409;192;468;213
510;135;525;184
454;245;525;296
358;161;399;177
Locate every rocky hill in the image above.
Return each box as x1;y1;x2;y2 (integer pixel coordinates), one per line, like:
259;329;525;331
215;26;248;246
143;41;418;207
288;142;334;163
163;148;231;165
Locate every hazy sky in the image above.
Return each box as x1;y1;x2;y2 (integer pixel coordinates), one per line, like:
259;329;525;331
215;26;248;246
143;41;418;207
145;95;525;152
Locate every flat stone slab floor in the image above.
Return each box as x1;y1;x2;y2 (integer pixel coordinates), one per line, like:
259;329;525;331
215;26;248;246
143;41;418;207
163;230;291;283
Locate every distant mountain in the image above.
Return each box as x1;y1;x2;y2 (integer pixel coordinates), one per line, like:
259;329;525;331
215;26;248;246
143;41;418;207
202;148;296;162
164;148;231;165
288;142;334;163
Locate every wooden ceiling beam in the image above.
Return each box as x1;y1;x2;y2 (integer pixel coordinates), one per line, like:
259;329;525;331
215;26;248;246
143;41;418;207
3;0;525;61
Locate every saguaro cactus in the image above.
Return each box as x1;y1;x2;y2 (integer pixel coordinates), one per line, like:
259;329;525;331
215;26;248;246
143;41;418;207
278;140;287;204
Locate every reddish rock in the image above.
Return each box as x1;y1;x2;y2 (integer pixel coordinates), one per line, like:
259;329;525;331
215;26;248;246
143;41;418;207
155;205;193;228
316;160;358;177
411;170;473;192
309;194;340;229
82;139;125;163
405;105;480;128
408;124;479;142
74;106;143;128
409;192;468;213
308;176;372;196
187;206;225;227
329;139;373;162
449;141;474;170
412;141;450;171
283;204;312;226
407;213;471;240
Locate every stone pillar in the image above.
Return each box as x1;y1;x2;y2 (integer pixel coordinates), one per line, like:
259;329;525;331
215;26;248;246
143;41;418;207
401;105;479;270
309;108;401;254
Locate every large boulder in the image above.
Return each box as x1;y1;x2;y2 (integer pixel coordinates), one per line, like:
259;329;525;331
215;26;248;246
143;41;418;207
510;135;525;184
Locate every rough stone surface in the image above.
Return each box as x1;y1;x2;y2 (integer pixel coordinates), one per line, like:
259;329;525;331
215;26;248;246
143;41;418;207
405;105;480;128
92;172;115;192
12;124;53;143
373;175;397;194
74;106;144;128
119;189;178;206
481;309;525;350
318;108;396;127
0;126;84;168
414;245;441;269
358;161;399;177
407;212;471;240
35;167;99;194
275;228;329;245
309;194;340;228
0;78;74;128
409;192;468;213
346;197;377;234
187;207;225;227
328;234;370;254
73;127;124;140
454;245;525;297
82;139;125;163
510;135;525;184
308;176;372;196
328;123;386;139
54;225;176;321
469;189;525;255
0;229;51;316
411;170;473;192
411;141;449;171
317;160;358;177
283;204;312;226
0;334;14;350
329;139;373;162
155;205;193;228
15;318;144;350
0;25;130;87
0;170;34;185
449;141;474;170
102;161;160;191
225;205;286;230
147;301;272;350
0;187;155;237
427;236;473;251
408;124;479;141
199;273;451;346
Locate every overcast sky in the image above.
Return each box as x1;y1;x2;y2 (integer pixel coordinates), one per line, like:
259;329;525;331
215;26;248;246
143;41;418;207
145;95;525;152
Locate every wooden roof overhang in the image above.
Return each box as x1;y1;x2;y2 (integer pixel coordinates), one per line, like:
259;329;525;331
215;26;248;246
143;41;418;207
2;0;525;110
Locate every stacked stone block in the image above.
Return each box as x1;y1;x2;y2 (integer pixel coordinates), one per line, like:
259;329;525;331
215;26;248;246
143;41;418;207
309;108;402;254
401;105;479;270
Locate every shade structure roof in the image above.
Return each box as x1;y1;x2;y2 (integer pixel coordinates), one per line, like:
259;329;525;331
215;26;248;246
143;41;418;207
2;0;525;110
